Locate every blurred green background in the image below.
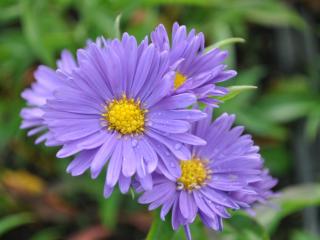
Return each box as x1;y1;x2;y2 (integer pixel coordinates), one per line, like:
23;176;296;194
0;0;320;239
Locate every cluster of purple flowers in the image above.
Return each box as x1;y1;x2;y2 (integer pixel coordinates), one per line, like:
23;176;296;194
21;23;276;239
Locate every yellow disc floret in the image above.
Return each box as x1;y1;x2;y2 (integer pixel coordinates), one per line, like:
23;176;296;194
174;72;187;90
177;158;210;191
102;95;146;135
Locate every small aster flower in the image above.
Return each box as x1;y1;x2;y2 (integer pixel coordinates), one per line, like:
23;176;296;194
137;108;276;239
20;50;77;146
43;33;207;198
151;23;237;106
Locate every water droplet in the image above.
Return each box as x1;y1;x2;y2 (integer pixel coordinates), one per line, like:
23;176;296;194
147;121;153;127
169;162;176;168
174;143;182;150
132;139;138;147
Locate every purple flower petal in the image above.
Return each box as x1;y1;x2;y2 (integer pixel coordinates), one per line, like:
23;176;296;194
106;141;123;187
90;134;117;178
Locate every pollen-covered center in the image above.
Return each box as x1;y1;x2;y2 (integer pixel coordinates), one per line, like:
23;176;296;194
102;95;146;135
177;158;209;191
174;72;187;90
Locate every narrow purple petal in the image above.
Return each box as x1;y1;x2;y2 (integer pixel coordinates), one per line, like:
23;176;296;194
90;134;117;178
149;119;191;134
106;141;123;187
118;173;131;194
122;139;137;177
151;93;196;111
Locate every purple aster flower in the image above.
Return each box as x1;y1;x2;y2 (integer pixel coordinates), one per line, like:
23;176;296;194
230;169;277;215
137;108;276;239
43;33;207;198
151;23;237;107
20;50;77;146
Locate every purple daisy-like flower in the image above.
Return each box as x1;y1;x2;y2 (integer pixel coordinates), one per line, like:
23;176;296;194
137;108;276;239
43;33;207;198
20;50;77;146
230;169;277;214
151;23;237;106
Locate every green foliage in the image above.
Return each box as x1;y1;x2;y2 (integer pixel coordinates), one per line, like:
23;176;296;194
260;145;291;176
114;14;122;39
291;230;320;240
146;213;207;240
214;37;246;48
30;228;61;240
218;85;257;102
255;184;320;234
146;212;180;240
20;0;55;66
0;213;34;236
99;189;122;230
220;212;270;240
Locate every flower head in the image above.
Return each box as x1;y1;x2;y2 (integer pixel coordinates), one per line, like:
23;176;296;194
43;34;207;197
137;108;276;238
151;23;237;106
20;50;77;146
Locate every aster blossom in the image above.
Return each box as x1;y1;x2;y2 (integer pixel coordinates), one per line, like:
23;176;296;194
20;50;78;146
137;108;276;239
151;23;237;107
43;33;207;198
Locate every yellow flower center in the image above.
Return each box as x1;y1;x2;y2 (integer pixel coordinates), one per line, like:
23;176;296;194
174;72;187;90
102;95;146;135
177;158;209;191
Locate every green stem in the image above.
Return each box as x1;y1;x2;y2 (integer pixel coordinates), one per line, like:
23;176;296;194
146;212;160;240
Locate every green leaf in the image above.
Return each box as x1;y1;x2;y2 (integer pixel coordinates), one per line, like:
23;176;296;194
130;187;136;200
305;104;320;140
234;66;266;86
77;0;118;38
187;219;208;240
0;3;21;23
142;0;215;7
208;20;235;68
206;37;245;51
0;213;35;236
242;1;306;29
146;212;208;240
30;227;61;240
114;14;122;39
218;85;257;102
233;109;287;140
221;212;270;240
146;212;178;240
261;145;291;176
20;0;54;66
226;66;266;103
99;188;122;230
291;230;320;240
257;93;314;123
0;30;34;81
254;184;320;234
